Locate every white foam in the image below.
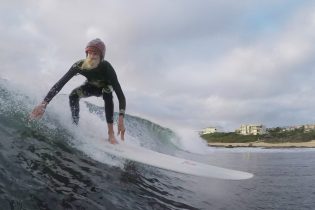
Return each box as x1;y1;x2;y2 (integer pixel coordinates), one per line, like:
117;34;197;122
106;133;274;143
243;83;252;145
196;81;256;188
171;126;208;155
47;97;144;168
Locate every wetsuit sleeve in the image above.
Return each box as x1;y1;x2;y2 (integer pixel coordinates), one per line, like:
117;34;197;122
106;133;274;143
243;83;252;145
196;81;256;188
43;65;78;103
107;63;126;116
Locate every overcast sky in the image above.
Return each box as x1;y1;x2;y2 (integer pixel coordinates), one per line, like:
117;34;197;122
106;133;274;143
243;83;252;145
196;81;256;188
1;0;315;131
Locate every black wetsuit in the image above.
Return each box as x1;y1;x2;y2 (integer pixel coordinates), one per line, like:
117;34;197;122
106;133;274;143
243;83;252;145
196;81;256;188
43;59;126;124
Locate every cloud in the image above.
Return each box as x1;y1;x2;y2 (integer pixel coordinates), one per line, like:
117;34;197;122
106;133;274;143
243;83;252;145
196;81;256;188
1;0;315;131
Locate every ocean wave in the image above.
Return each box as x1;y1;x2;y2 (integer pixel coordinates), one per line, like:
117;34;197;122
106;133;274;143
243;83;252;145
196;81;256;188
0;78;199;210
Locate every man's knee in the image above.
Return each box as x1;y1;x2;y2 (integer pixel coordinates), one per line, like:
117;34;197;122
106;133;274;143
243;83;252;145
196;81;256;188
102;86;113;100
102;92;113;101
69;89;82;101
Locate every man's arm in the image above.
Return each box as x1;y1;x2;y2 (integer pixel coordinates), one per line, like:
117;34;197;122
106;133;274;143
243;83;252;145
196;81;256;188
106;63;126;115
111;74;126;140
30;65;78;119
106;62;126;140
43;67;78;103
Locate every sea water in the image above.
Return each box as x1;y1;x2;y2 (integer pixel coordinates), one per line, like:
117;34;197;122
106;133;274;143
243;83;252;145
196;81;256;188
1;79;315;210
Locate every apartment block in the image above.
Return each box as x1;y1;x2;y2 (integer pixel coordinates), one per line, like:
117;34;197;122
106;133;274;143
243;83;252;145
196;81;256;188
236;124;266;135
200;127;217;135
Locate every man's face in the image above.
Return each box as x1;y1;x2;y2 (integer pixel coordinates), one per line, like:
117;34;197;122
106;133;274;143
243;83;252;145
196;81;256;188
87;50;101;61
82;50;101;69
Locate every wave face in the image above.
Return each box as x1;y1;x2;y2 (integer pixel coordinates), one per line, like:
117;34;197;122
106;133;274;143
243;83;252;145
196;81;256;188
0;79;200;210
84;101;180;153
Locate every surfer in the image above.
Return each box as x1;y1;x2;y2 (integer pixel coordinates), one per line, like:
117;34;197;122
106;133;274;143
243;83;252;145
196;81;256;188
30;38;126;144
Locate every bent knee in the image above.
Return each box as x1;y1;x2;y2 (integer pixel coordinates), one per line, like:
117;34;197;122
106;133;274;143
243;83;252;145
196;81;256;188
69;91;78;100
69;88;84;99
102;92;113;101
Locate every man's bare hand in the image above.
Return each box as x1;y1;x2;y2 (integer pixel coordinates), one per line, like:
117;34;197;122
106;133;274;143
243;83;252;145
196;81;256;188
117;115;125;141
29;102;47;120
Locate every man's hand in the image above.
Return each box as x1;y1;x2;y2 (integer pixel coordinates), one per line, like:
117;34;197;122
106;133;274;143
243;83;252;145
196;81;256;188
117;115;125;141
29;101;48;120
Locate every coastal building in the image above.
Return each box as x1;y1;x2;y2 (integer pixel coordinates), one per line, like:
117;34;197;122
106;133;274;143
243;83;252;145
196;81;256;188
282;125;303;132
200;127;217;135
303;124;315;132
282;124;315;132
236;124;266;135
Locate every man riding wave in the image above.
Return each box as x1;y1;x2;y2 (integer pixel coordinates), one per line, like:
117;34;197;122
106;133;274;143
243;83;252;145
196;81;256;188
30;38;126;144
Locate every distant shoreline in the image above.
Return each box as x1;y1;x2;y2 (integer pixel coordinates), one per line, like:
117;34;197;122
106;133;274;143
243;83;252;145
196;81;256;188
208;140;315;148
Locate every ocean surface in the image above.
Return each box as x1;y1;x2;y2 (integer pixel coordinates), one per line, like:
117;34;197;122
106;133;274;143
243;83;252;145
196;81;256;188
1;79;315;210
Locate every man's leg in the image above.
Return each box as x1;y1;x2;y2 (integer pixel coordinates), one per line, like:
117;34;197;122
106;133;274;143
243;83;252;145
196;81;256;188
103;93;114;124
69;88;81;124
69;83;102;124
102;87;116;143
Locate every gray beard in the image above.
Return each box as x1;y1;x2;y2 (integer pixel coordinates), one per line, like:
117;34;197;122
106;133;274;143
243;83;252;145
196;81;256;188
81;58;100;70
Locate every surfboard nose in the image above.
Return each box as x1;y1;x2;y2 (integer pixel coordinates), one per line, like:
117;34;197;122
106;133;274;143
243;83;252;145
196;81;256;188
229;171;254;180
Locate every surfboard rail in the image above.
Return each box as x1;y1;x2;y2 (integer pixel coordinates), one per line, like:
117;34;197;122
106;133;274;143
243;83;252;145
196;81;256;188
101;142;254;180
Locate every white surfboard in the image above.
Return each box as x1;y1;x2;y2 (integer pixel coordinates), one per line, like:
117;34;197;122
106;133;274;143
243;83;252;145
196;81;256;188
102;142;253;180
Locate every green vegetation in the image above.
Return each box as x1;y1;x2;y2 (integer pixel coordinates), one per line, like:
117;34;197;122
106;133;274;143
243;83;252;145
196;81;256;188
263;126;315;143
201;132;258;143
201;126;315;143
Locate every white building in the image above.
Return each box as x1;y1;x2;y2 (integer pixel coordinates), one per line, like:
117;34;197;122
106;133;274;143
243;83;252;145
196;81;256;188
237;124;266;135
200;127;217;135
302;124;315;132
284;124;315;132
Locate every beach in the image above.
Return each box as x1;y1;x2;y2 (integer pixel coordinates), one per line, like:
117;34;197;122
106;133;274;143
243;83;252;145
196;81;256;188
208;140;315;148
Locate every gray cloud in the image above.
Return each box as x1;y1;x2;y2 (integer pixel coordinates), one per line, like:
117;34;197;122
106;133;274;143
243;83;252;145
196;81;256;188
1;0;315;131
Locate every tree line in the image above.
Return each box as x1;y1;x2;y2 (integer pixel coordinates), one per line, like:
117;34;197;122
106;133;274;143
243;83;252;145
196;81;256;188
200;126;315;143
